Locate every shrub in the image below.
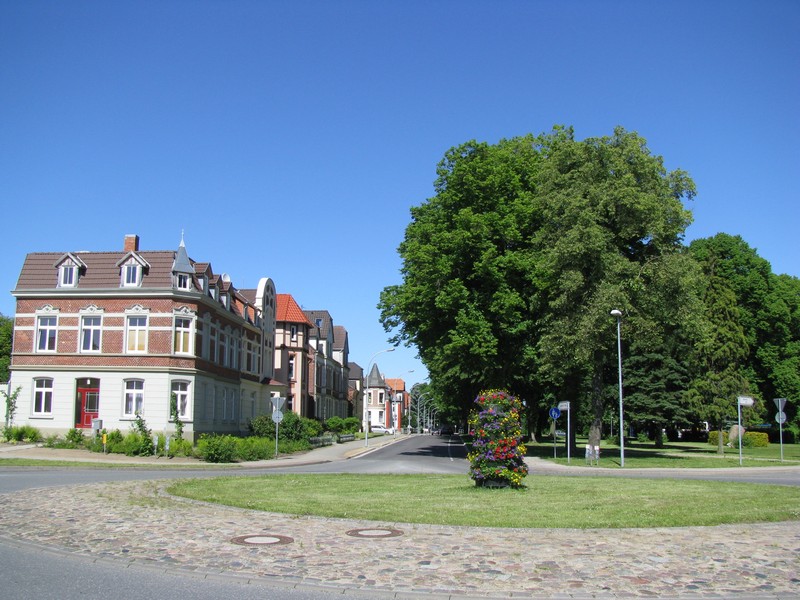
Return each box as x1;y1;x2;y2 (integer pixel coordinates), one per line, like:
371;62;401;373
324;416;346;433
743;431;770;447
708;430;729;447
302;416;323;438
5;424;42;443
197;434;238;463
249;414;276;438
65;428;85;447
342;417;361;433
467;389;528;488
235;436;272;461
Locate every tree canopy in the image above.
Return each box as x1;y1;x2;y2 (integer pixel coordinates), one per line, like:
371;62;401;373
380;126;702;441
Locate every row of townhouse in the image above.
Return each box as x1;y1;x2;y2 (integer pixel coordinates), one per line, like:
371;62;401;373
5;234;362;441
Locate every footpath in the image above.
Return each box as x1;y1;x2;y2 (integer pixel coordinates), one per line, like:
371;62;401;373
1;437;799;599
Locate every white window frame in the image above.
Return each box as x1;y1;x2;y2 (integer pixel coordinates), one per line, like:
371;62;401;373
288;354;295;380
32;378;54;416
126;315;148;353
36;315;58;352
173;317;193;355
175;273;191;290
80;315;102;353
219;331;228;367
59;263;77;287
171;380;191;420
290;325;297;341
121;260;141;287
123;379;145;417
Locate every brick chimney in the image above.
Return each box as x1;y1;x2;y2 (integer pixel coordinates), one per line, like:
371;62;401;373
124;234;140;252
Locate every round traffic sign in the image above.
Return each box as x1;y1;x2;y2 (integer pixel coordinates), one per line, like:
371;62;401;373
272;410;284;424
776;411;787;424
549;407;561;420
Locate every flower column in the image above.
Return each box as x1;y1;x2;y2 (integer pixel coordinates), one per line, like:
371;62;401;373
467;389;528;488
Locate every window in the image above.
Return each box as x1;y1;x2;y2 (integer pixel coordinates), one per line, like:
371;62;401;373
209;325;218;362
37;316;57;352
219;332;228;367
290;325;297;341
174;317;192;354
81;316;102;352
288;355;295;380
126;315;147;353
59;264;77;287
171;381;190;419
122;262;141;286
176;273;190;290
33;378;53;415
124;380;144;416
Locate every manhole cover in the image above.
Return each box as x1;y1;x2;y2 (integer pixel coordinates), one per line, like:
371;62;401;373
230;534;294;546
346;528;404;539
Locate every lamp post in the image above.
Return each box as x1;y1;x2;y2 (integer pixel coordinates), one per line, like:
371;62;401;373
610;309;625;468
364;347;394;447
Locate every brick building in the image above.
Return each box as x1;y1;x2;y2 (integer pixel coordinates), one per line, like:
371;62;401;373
7;234;285;441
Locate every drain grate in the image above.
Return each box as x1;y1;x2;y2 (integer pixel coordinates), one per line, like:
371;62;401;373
346;528;404;539
230;534;294;546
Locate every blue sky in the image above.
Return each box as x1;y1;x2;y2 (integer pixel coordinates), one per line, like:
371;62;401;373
1;1;798;390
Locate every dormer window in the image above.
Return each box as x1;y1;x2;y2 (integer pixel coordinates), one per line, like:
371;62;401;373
123;262;141;286
176;273;190;290
116;252;149;288
60;263;77;287
54;253;86;288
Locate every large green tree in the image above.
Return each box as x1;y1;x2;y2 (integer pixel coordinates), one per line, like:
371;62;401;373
380;126;698;441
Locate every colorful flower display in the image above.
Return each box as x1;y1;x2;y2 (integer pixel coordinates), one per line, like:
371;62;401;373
467;389;528;488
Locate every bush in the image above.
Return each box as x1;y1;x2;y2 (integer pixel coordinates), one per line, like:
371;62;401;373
235;436;273;461
65;428;85;447
324;416;346;433
743;431;770;447
4;425;42;443
708;430;729;447
342;417;361;433
249;414;276;438
197;434;238;463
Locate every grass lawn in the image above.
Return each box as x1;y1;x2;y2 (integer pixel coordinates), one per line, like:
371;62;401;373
529;439;800;468
167;473;800;529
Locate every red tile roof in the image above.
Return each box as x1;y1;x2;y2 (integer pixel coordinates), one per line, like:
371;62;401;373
276;294;313;326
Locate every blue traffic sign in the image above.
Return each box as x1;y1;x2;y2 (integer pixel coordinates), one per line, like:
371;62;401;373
549;407;561;420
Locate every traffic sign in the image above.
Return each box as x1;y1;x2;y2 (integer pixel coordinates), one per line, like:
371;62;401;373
774;398;787;411
272;409;284;424
776;411;787;424
549;407;561;420
557;401;571;411
271;397;286;411
737;396;754;407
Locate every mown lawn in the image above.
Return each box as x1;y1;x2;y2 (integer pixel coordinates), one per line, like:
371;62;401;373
167;473;800;528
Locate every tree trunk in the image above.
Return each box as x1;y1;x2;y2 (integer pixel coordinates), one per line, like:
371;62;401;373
587;368;604;448
717;424;725;455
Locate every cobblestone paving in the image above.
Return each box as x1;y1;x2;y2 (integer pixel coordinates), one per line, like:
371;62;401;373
1;479;799;599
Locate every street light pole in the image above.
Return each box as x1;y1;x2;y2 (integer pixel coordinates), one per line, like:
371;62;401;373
611;309;625;468
364;347;394;447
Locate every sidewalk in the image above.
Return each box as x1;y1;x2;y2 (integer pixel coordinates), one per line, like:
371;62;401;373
0;432;400;466
1;435;799;598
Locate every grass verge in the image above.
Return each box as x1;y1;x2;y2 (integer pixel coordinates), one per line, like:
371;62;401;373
167;473;800;528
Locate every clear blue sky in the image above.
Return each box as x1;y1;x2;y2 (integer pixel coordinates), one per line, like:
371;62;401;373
2;1;798;390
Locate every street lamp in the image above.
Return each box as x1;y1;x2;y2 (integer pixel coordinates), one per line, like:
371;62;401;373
610;309;625;468
364;347;394;447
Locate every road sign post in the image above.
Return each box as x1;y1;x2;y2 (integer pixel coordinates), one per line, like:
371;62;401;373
549;407;561;458
558;401;571;463
774;398;787;463
271;397;286;459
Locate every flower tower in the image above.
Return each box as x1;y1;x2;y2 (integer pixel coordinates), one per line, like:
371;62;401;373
468;389;528;488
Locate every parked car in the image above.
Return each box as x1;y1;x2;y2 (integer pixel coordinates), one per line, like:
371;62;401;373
370;425;393;434
439;425;455;435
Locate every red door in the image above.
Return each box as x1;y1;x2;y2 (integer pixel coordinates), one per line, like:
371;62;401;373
76;387;100;428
